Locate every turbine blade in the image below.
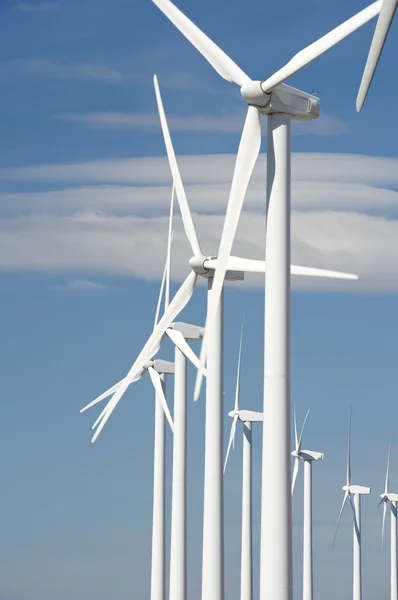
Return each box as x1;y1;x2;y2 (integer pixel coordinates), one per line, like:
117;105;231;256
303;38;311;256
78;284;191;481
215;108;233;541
297;409;310;454
357;0;397;111
261;1;381;92
152;0;250;87
382;499;387;547
153;75;202;256
194;106;261;401
90;271;198;442
205;256;358;280
333;491;349;546
154;259;168;329
234;310;245;412
385;440;392;494
291;458;300;495
165;328;207;376
290;265;358;280
294;404;298;449
224;414;238;473
164;185;175;311
147;366;175;432
347;407;352;487
80;379;124;413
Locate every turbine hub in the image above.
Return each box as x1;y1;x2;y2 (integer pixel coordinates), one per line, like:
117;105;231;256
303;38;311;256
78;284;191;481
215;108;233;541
240;80;271;108
189;254;213;277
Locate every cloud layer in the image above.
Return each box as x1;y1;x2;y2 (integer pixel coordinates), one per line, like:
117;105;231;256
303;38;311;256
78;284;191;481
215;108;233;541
0;152;397;293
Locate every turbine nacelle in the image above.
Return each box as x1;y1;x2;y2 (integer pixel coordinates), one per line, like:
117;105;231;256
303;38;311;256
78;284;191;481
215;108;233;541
343;484;371;495
189;255;245;281
228;409;263;423
385;493;398;502
291;448;324;462
241;81;320;120
170;321;204;340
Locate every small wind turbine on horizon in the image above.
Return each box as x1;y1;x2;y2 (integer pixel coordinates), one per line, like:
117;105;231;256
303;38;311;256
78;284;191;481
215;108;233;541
378;441;398;600
291;408;324;600
334;409;371;600
224;313;263;600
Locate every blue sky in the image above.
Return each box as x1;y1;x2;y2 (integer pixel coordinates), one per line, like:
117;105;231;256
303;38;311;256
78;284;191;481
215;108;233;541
1;1;398;599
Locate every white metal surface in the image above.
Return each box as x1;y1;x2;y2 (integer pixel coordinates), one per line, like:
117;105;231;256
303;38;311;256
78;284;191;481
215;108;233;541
169;347;188;600
151;374;166;600
261;113;292;600
303;460;313;600
201;278;224;600
392;502;398;600
241;422;253;600
353;493;362;600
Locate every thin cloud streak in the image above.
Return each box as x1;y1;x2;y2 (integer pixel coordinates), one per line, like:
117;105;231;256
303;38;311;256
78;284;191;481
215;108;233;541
12;1;60;12
54;110;347;135
0;59;124;83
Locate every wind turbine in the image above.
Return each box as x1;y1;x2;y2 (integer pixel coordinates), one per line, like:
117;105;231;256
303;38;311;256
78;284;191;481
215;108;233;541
151;73;358;600
223;314;263;600
378;442;398;600
357;0;398;111
150;2;373;599
291;409;324;600
334;410;371;600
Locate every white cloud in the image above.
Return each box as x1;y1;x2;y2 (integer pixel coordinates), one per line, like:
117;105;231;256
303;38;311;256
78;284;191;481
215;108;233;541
0;59;124;83
13;2;60;12
53;110;347;136
49;280;106;291
0;152;397;293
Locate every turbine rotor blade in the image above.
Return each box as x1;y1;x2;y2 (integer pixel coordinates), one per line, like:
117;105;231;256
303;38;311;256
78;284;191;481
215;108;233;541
224;414;239;473
261;1;382;92
90;271;198;442
147;366;175;432
152;0;251;87
154;259;168;329
385;440;392;494
297;409;310;454
347;407;352;487
291;458;300;495
205;256;358;280
194;106;262;401
80;379;125;413
165;328;207;376
164;185;175;311
357;0;397;111
382;499;387;547
294;404;299;449
333;491;349;546
153;75;202;256
234;310;245;413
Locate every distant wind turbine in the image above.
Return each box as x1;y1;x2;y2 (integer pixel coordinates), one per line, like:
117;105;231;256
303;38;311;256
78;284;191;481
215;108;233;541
334;409;371;600
378;441;398;600
291;408;324;600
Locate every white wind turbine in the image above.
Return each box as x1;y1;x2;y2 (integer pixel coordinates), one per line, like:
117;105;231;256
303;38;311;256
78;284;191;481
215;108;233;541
151;73;358;600
291;409;324;600
334;410;371;600
357;0;398;111
223;314;263;600
80;187;206;600
378;442;398;600
151;1;373;598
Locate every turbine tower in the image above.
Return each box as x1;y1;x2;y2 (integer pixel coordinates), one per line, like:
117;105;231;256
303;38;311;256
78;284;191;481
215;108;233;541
224;313;263;600
334;410;371;600
291;408;324;600
150;2;376;599
378;442;398;600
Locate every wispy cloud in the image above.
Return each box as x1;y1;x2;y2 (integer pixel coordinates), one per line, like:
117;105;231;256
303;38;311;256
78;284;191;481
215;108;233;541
49;280;106;291
0;59;124;83
54;110;347;136
0;152;397;292
12;2;60;12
